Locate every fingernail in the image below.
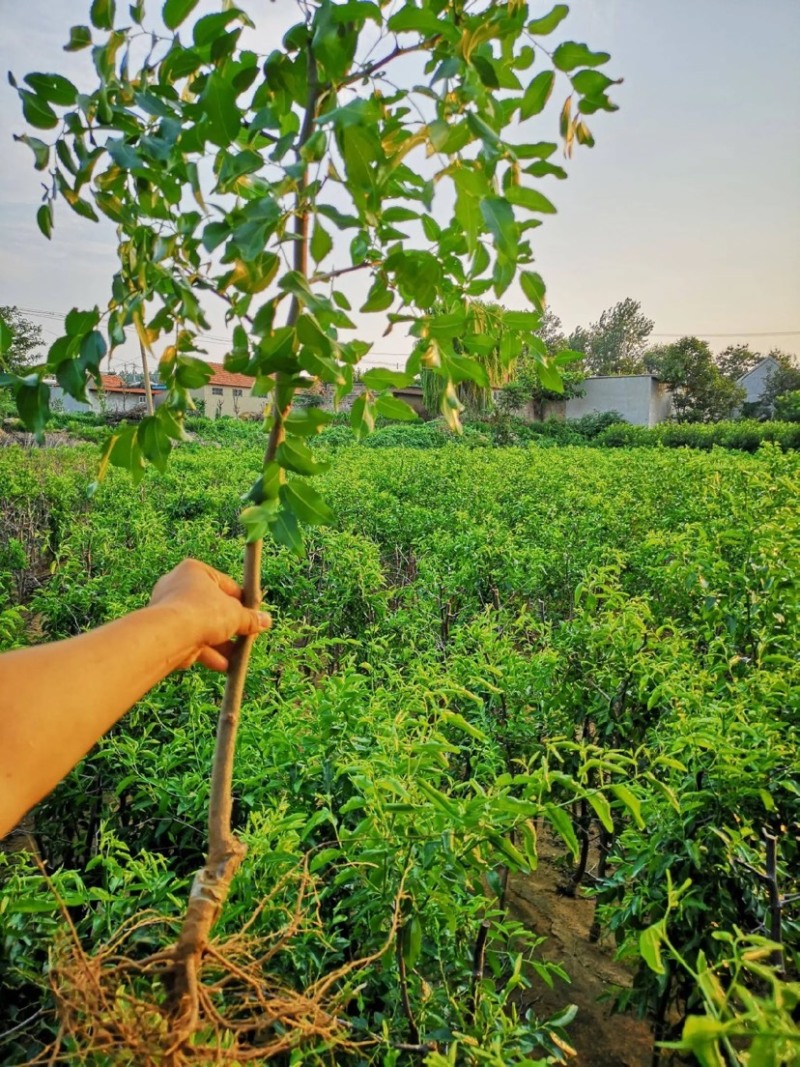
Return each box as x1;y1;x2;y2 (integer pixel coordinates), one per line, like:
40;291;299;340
258;612;272;629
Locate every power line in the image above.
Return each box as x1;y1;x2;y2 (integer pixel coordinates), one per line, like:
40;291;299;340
649;331;800;339
12;306;800;341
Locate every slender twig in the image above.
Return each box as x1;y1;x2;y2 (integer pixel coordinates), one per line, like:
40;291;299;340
466;920;491;1024
339;43;422;89
311;260;379;284
395;926;420;1046
762;830;784;974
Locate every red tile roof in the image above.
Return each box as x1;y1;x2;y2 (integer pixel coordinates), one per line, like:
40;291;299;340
100;373;125;390
205;362;255;388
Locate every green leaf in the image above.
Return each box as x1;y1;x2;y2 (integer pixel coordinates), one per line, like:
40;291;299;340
520;70;555;119
17;381;51;437
439;710;488;743
544;804;579;860
138;416;171;473
388;5;443;36
528;5;569;35
401;916;423;971
428;118;471;155
283;407;333;436
240;500;279;542
610;783;645;830
455;189;481;256
175;355;212;389
341;125;380;189
269;506;304;556
0;317;13;357
64;25;93;51
503;310;541;331
361;368;413;390
23;73;78;106
449;354;489;388
310;219;333;264
553;42;611;72
639;923;666;976
375;395;418;421
480;197;518;261
163;0;200;30
281;479;335;526
417;779;460;820
19;91;58;130
201;71;240;148
14;134;50;170
360;280;393;313
276;437;330;476
488;833;529;869
536;360;564;393
571;69;619;97
586;791;614;834
680;1016;726;1067
202;221;229;253
90;0;115;30
505;186;557;214
350;393;374;440
520;271;546;313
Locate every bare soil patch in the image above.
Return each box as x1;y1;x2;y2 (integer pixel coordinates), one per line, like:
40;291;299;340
509;836;655;1067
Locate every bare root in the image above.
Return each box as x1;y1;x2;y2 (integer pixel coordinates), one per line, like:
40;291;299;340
18;867;407;1066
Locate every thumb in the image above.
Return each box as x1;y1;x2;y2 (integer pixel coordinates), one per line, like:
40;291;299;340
237;608;272;637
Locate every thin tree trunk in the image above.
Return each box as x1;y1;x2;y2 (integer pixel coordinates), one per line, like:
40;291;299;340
139;339;155;416
168;47;320;1032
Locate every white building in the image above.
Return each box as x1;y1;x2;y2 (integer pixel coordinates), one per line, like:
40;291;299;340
190;363;266;419
50;373;166;414
565;374;674;427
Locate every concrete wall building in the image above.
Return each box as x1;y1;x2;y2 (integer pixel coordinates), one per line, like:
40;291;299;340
737;357;779;407
565;375;673;427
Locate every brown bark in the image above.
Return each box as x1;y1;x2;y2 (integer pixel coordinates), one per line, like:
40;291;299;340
139;339;155;416
168;46;321;1034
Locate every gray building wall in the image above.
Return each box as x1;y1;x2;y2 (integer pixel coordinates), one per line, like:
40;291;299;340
50;385;165;414
565;375;672;427
737;357;778;405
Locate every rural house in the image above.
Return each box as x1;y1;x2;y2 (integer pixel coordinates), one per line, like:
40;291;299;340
190;363;264;419
50;373;166;414
736;356;780;407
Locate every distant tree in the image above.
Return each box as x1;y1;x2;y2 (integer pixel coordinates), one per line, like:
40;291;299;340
537;308;568;356
645;337;745;422
0;306;45;374
567;298;654;376
773;390;800;422
715;343;761;383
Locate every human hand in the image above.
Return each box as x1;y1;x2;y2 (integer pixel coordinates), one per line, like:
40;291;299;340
148;559;271;672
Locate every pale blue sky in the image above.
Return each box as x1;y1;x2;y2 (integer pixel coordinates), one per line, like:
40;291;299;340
0;0;798;371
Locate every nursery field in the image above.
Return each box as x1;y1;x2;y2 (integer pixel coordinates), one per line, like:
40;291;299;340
1;439;798;1065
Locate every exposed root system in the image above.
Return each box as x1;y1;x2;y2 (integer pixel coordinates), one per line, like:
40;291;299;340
20;870;400;1066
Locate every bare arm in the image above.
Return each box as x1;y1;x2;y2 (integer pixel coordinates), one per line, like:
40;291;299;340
0;559;271;839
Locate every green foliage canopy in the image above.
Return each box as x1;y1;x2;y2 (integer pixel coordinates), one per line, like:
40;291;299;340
2;0;620;550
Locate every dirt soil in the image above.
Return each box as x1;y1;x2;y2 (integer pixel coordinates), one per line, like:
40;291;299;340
508;835;654;1067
